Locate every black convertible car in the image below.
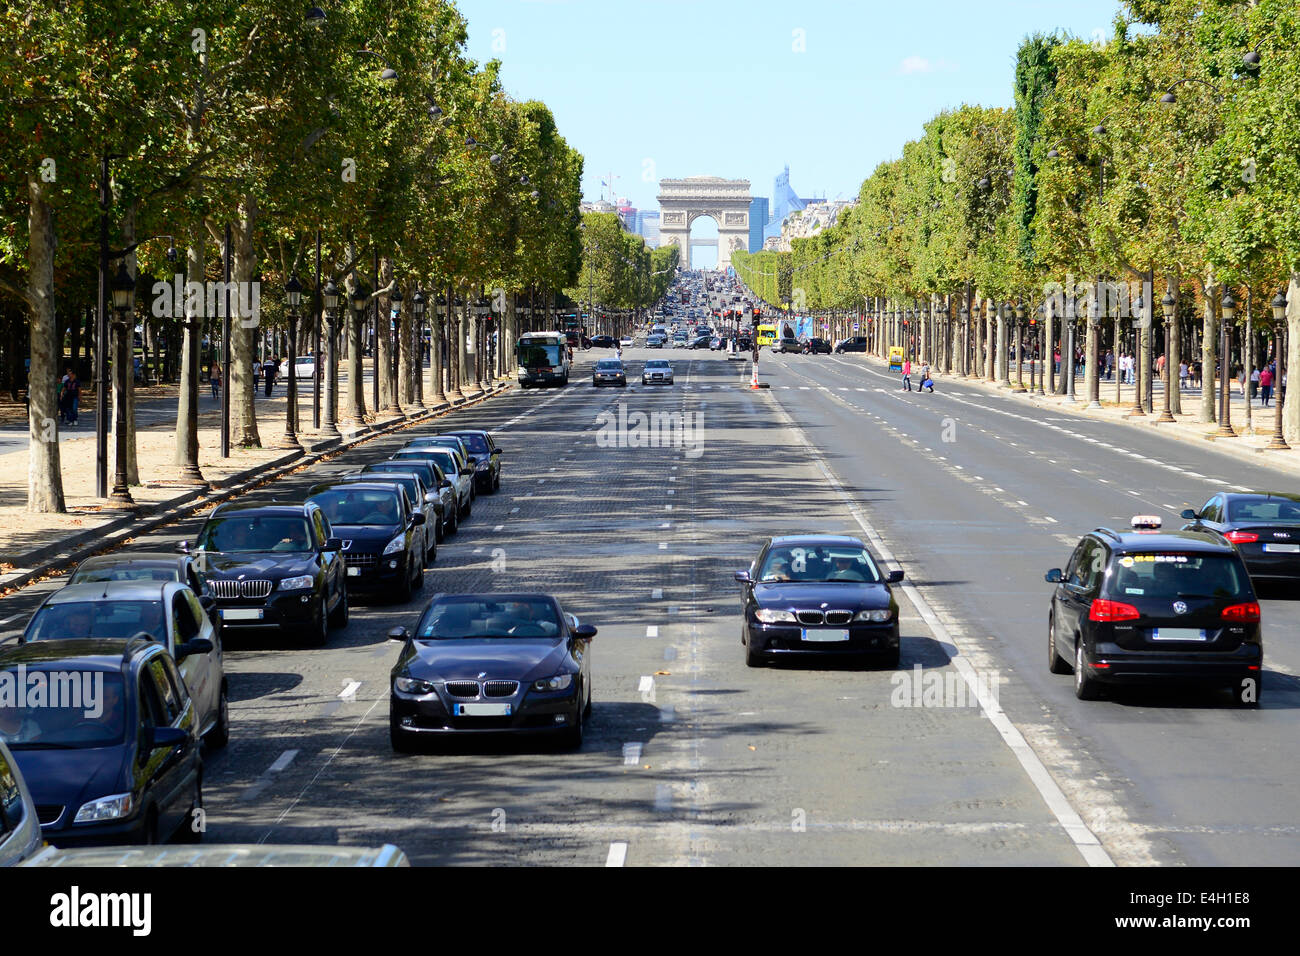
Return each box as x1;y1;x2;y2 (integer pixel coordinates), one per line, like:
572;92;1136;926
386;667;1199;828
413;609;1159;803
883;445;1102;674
388;593;595;751
735;535;903;667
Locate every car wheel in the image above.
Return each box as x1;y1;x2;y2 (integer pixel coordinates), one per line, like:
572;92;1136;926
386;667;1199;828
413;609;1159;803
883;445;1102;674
744;636;764;668
560;710;584;750
176;774;204;843
395;561;413;604
424;532;436;567
1074;640;1102;700
1230;676;1261;707
142;808;160;846
412;556;425;592
492;472;500;492
390;713;419;753
305;600;328;646
1048;615;1071;674
205;683;230;749
329;584;349;628
447;507;459;535
462;496;471;520
583;685;593;720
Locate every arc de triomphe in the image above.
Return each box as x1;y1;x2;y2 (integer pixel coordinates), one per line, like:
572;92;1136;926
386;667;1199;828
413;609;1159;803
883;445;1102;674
657;177;751;270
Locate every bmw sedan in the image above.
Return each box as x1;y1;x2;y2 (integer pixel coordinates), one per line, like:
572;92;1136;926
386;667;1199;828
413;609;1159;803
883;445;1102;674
735;536;904;667
388;593;596;751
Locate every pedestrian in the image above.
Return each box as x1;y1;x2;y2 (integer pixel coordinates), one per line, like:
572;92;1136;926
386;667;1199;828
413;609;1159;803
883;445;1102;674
1191;360;1201;389
210;362;221;399
1156;353;1166;376
64;370;80;425
1179;361;1189;391
901;358;912;392
1053;349;1061;374
263;355;278;397
919;361;934;392
1260;364;1274;406
57;366;72;423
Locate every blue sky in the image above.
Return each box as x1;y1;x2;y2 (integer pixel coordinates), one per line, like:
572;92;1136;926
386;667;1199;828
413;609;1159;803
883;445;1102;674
461;0;1125;262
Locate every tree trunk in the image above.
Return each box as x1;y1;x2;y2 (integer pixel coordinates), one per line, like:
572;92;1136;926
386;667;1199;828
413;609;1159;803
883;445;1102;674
377;257;395;413
429;296;444;404
505;291;518;377
173;227;205;483
398;283;416;412
1199;278;1217;423
117;205;140;483
344;265;368;425
230;200;260;446
24;176;67;513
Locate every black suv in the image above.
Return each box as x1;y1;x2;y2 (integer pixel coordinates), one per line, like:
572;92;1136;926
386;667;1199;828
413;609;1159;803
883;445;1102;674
1045;518;1262;704
803;338;831;355
834;337;868;354
307;481;426;603
184;500;348;645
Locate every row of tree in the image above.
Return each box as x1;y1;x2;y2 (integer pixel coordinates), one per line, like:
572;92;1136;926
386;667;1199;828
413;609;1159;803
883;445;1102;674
565;212;680;330
0;0;586;512
734;0;1300;440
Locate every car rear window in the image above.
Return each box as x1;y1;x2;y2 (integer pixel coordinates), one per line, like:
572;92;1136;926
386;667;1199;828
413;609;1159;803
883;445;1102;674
1228;498;1300;524
1108;553;1250;600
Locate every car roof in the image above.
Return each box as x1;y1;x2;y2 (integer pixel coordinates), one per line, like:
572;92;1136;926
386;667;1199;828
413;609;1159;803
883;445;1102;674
0;638;152;670
40;580;174;604
767;534;867;549
1092;528;1234;552
211;501;313;517
1220;491;1300;504
310;481;404;496
73;553;182;569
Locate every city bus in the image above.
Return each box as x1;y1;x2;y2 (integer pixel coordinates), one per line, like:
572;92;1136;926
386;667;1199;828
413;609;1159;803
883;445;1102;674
756;324;777;349
516;331;570;388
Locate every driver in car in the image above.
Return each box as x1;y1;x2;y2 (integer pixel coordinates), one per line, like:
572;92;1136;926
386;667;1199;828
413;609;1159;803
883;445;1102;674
763;556;792;582
827;554;866;582
273;522;310;552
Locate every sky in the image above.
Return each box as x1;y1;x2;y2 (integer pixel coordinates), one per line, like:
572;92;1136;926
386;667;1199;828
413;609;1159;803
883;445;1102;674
461;0;1126;264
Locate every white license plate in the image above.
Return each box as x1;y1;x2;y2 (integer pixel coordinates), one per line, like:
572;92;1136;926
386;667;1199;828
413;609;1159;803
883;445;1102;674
1152;628;1208;641
1263;543;1300;553
222;608;263;621
455;702;512;716
802;628;850;642
347;566;361;577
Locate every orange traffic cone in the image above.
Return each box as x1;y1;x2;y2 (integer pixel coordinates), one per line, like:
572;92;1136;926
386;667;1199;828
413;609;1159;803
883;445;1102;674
750;363;760;389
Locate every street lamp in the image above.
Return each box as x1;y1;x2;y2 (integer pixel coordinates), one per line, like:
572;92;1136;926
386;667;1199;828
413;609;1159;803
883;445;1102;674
1086;292;1103;408
280;272;303;448
1126;294;1147;417
1035;303;1047;395
389;286;404;413
1216;291;1237;437
959;304;970;376
107;262;137;509
412;288;426;408
1267;288;1289;450
321;278;340;436
1157;292;1177;423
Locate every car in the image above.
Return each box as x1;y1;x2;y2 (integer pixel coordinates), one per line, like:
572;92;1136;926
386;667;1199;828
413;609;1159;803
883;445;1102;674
403;434;476;470
710;337;724;350
337;471;439;567
0;638;204;847
672;333;689;349
589;335;617;349
182;500;348;646
642;359;674;385
736;335;753;351
387;593;596;751
619;336;634;348
1045;516;1262;704
690;333;711;349
734;535;904;668
0;737;43;865
834;336;868;354
773;336;801;354
440;429;503;494
67;552;203;593
1181;492;1300;589
306;481;425;604
592;358;627;387
390;448;473;521
22;580;229;749
646;334;667;349
362;460;458;539
803;338;832;355
278;354;317;383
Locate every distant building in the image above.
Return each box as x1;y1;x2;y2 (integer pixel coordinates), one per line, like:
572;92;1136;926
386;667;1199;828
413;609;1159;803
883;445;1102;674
763;165;807;243
580;199;617;216
617;201;637;232
636;210;660;247
748;198;769;253
766;198;856;252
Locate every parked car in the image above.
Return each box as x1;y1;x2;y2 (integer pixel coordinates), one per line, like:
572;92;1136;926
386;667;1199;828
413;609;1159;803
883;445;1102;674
803;338;832;355
67;552;203;593
22;580;229;748
278;354;317;382
390;448;473;521
0;737;43;866
337;471;439;567
362;460;458;539
306;481;426;604
439;429;502;494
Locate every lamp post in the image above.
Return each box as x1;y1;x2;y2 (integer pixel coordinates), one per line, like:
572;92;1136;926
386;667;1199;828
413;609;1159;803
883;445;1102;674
389;286;405;413
1086;291;1103;408
1065;298;1079;404
1034;304;1046;394
107;262;137;510
321;278;340;437
1156;292;1177;423
1216;291;1237;437
1267;288;1289;450
280;273;303;448
412;288;426;408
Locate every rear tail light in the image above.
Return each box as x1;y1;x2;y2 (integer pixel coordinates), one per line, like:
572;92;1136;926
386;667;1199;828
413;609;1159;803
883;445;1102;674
1222;602;1261;623
1089;599;1141;622
1224;531;1259;544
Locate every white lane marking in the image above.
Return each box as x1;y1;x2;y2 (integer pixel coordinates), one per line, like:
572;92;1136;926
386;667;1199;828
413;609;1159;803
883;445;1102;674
654;784;674;810
338;681;361;700
646;625;659;638
665;505;673;511
638;676;655;694
1043;516;1058;523
659;542;668;550
268;750;298;773
622;743;643;766
1097;478;1109;483
494;524;504;531
994;487;1005;493
660;522;671;529
0;615;19;626
652;588;663;599
510;507;520;514
1017;500;1029;506
667;489;675;495
606;842;628;866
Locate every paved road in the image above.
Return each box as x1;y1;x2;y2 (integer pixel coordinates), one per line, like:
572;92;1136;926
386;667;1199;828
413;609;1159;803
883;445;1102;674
1;346;1295;865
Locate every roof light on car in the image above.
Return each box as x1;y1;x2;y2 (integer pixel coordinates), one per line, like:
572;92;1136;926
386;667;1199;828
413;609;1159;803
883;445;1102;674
1130;515;1162;531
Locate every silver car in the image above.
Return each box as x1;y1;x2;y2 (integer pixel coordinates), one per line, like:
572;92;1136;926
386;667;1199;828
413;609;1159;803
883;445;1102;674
642;359;674;385
0;738;42;866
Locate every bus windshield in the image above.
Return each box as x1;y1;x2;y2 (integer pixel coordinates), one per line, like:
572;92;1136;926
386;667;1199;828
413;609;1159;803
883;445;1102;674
517;342;563;368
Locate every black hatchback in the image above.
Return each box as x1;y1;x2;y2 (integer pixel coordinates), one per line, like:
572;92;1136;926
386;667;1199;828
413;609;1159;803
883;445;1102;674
1046;517;1262;704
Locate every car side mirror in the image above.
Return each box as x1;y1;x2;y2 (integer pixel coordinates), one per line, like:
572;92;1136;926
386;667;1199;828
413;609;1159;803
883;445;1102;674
733;570;752;583
176;637;214;660
324;537;343;552
886;569;905;584
424;492;437;504
175;540;190;554
466;456;479;466
1180;509;1198;520
387;626;410;642
411;513;425;526
440;480;453;490
573;624;597;639
148;726;188;750
494;448;503;455
1045;568;1064;584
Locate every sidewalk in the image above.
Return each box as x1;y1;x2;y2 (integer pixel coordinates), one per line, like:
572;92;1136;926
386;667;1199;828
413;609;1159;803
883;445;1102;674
856;354;1300;475
0;364;513;590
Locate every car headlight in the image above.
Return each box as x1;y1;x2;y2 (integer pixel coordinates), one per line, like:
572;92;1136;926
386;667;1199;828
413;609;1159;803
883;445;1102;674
532;673;574;692
754;608;796;624
853;609;893;623
279;575;315;590
476;460;489;471
74;792;134;823
394;676;436;695
383;534;406;555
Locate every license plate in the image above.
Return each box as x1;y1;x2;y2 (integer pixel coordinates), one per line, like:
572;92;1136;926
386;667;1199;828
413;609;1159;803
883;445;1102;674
347;566;361;577
455;702;511;716
221;608;263;621
1263;543;1300;553
802;628;850;642
1152;628;1207;641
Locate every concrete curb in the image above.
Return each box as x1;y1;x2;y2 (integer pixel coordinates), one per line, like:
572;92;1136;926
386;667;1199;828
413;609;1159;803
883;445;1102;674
0;383;512;595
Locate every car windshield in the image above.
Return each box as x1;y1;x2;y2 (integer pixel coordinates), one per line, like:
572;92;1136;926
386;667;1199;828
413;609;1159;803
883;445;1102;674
310;489;402;527
646;361;669;368
27;600;167;642
416;598;562;640
448;434;489;455
197;515;313;553
1108;553;1248;600
758;545;881;583
517;343;563;368
1227;498;1300;524
0;672;127;749
70;564;178;584
596;360;622;369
